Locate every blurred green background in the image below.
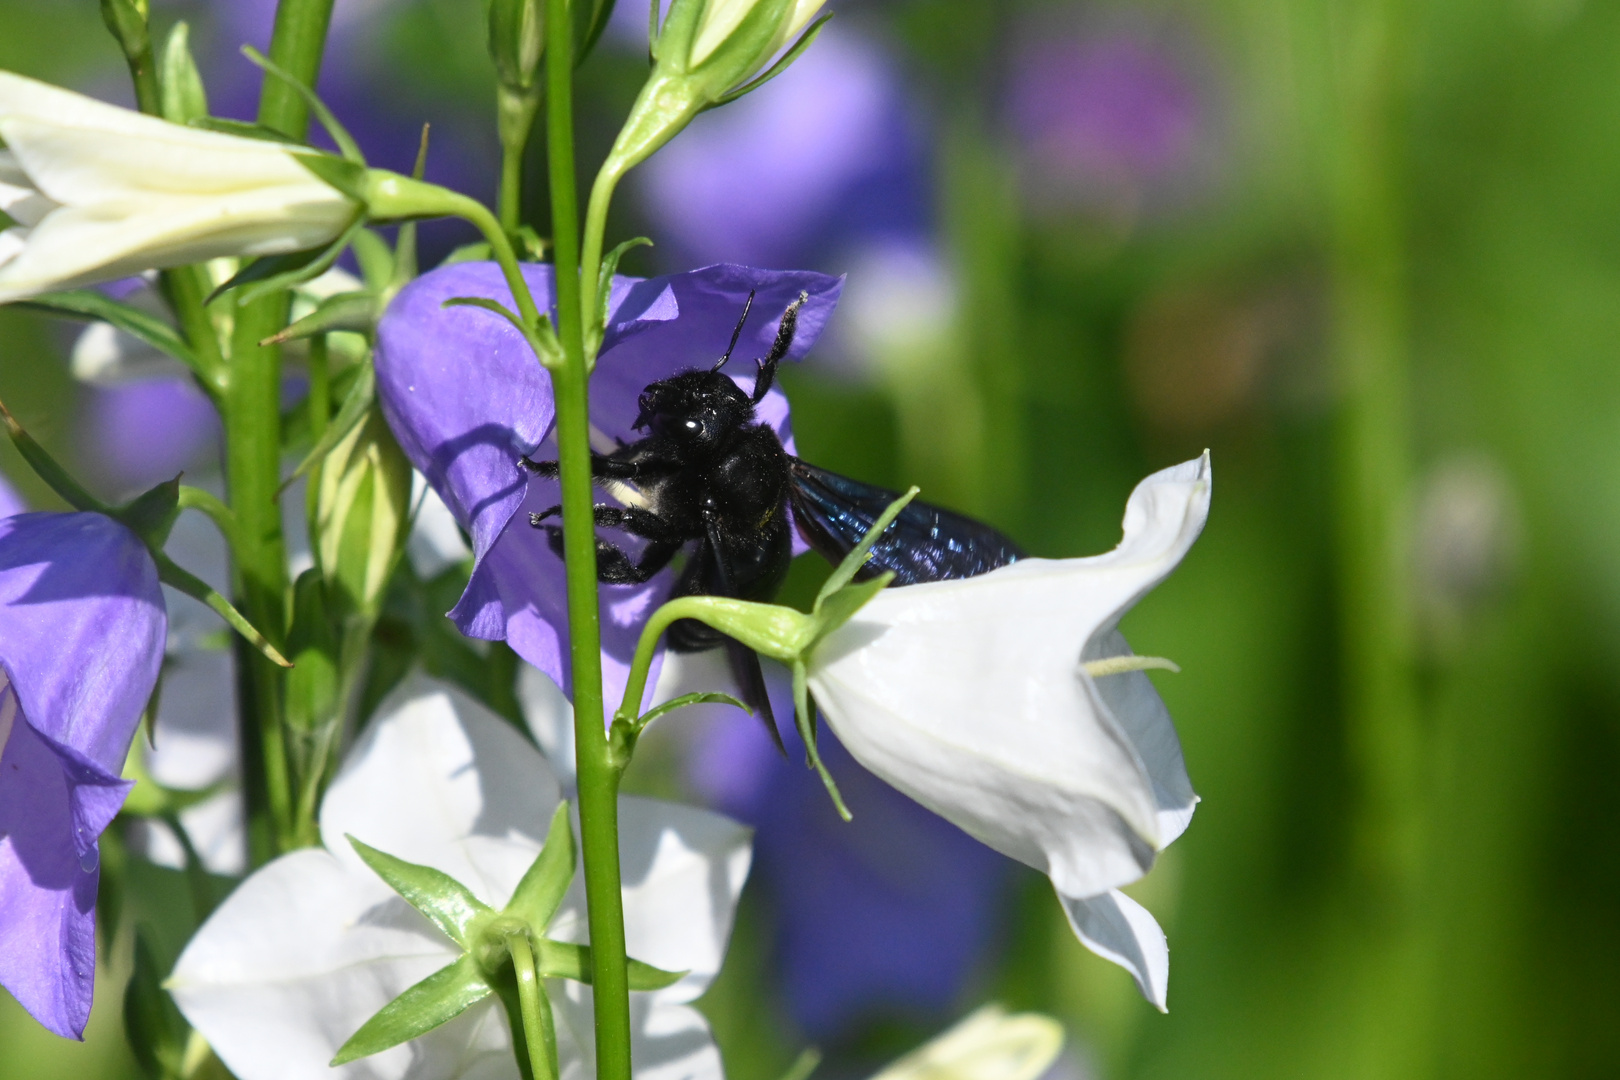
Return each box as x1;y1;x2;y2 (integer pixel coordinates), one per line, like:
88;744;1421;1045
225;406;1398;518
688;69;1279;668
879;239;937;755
4;0;1620;1077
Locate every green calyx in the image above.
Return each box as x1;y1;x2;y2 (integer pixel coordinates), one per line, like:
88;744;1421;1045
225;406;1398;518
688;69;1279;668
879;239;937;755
333;802;683;1068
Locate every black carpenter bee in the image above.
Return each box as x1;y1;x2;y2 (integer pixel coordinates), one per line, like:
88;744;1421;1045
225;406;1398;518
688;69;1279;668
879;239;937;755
520;292;1025;750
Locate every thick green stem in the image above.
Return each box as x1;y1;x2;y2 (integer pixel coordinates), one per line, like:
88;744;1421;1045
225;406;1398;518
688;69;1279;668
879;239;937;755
545;1;632;1077
227;0;337;864
507;933;560;1080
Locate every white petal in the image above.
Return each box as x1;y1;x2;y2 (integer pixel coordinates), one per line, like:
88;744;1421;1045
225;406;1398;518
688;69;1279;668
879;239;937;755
810;453;1211;900
170;849;514;1080
320;674;562;903
869;1005;1065;1080
0;226;27;269
518;661;576;789
0;149;55;226
1057;888;1169;1012
553;986;723;1080
408;471;473;579
1085;630;1198;845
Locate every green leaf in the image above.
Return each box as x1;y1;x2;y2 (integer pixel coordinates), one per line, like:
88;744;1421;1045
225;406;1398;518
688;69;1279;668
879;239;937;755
159;21;209;124
262;291;379;345
331;954;493;1065
279;359;375;493
504;803;576;933
231;216;367;306
347;836;494;948
816;486;918;606
442;296;563;367
636;691;748;733
153;553;292;668
241;45;364;163
531;939;686;989
590;236;652;354
293;152;370;201
17;289;198;372
809;574;891;651
793;660;850;821
0;395;107;513
123;927;191;1079
186;116;303;144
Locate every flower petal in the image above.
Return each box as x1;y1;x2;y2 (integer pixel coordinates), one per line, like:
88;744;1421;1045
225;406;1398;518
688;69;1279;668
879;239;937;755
375;262;840;709
809;453;1211;900
0;512;165;772
169;847;511;1080
319;674;561;903
0;683;129;1040
1056;888;1170;1012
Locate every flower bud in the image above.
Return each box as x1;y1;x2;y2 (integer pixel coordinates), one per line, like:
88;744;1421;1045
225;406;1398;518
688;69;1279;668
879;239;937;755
100;0;151;63
603;0;829;185
489;0;545;93
315;408;412;618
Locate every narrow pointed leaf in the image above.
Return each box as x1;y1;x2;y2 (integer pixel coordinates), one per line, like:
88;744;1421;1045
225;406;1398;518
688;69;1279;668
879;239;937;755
186;116;302;144
816;487;918;605
504;803;576;932
330;954;493;1065
809;573;892;651
636;692;748;733
236;216;367;306
262;291;378;345
17;290;198;372
531;939;685;989
793;660;850;821
710;13;834;108
279;360;375;493
153;554;292;667
241;46;365;163
159;22;209;124
0;395;108;512
347;836;494;948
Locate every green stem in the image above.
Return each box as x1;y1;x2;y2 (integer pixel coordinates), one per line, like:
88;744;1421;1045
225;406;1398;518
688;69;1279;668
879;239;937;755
497;86;541;237
507;933;560;1080
228;0;337;864
578;164;623;330
500;140;526;236
544;1;631;1077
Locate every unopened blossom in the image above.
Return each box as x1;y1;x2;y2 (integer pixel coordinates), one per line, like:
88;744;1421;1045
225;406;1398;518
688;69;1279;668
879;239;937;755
0;511;167;1038
373;261;841;710
171;673;752;1080
868;1004;1063;1080
806;454;1212;1008
0;71;356;303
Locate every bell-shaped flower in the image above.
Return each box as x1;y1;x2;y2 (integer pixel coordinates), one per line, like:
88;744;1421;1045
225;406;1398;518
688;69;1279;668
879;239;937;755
804;454;1212;1009
0;510;167;1038
0;71;357;303
373;260;841;710
169;673;753;1080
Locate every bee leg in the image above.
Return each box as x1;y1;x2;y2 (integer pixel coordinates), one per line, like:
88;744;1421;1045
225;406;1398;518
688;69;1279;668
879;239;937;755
750;290;808;404
518;456;559;477
594;538;680;584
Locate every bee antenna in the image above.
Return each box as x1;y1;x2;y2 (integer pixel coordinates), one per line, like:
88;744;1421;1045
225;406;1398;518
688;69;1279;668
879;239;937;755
713;290;756;372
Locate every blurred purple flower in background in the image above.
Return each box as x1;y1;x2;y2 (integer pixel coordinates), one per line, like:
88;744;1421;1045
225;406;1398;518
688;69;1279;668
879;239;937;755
83;379;220;496
1007;17;1219;217
374;261;840;711
638;26;930;269
0;512;166;1038
667;653;1013;1042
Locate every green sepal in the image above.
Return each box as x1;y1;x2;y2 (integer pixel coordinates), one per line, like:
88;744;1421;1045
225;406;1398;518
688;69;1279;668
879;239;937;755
280;359;375;494
214;214;367;306
442;296;563;368
441;241;494;266
153;553;292;668
284;569;340;734
354;228;398;292
112;474;182;548
636;691;747;733
709;12;833;109
489;0;545;91
504;803;576;933
532;939;686;990
793;660;849;820
0;394;107;513
588;236;653;356
16;289;198;374
293;152;371;201
186;116;303;144
240;45;364;163
331;954;494;1065
348;836;495;949
263;291;379;345
158;21;208;124
816;486;917;603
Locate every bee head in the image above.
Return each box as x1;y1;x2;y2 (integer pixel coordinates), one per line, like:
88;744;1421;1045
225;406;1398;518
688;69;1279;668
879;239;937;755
633;370;753;450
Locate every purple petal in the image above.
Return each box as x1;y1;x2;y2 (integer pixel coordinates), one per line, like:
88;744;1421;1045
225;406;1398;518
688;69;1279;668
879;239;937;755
376;262;841;709
0;513;166;771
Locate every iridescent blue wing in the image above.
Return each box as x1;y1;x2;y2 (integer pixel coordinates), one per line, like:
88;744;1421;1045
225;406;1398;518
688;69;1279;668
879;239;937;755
788;458;1025;584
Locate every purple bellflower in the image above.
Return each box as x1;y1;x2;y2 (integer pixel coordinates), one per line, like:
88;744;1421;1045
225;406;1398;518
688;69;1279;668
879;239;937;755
374;261;842;710
0;511;166;1038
